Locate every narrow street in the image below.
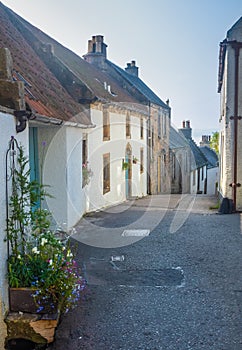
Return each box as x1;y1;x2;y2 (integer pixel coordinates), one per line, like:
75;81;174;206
49;195;242;350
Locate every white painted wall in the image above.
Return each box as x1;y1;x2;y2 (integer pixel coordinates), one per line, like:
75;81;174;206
207;167;219;195
0;111;28;348
40;125;84;230
66;126;85;228
199;166;206;194
190;170;197;194
219;18;242;209
85;108;147;212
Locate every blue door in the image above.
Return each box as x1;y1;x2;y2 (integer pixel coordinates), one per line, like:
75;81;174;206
29;127;40;208
29;127;40;183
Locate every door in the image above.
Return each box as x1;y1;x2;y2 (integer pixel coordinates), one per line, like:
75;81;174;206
125;144;132;199
29;127;40;208
157;155;161;193
29;127;40;183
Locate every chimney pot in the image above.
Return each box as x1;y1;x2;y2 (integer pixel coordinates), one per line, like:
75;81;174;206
186;120;190;129
182;120;186;128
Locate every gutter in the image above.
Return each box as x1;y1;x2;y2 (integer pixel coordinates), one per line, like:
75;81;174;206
30;113;95;129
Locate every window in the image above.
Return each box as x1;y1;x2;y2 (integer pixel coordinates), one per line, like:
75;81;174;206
140;148;144;173
158;110;161;139
140;117;144;139
82;135;88;188
162;113;167;137
82;134;87;165
103;109;110;141
103;153;110;194
172;153;176;181
126;113;131;138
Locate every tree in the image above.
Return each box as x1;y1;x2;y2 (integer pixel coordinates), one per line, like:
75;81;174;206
210;131;219;154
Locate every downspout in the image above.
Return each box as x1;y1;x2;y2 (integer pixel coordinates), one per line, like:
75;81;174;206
147;101;151;194
229;41;242;210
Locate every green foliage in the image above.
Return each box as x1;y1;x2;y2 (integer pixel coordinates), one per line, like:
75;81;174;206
210;131;219;155
82;162;93;187
122;161;130;170
6;144;86;314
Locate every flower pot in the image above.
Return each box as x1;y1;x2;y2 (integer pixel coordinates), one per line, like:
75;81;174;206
9;287;58;314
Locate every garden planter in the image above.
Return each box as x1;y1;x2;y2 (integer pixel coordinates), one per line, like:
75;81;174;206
9;288;58;314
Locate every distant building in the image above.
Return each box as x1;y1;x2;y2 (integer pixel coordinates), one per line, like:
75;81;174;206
83;35;171;194
200;145;218;195
179;121;207;194
169;125;190;194
199;135;211;147
217;16;242;210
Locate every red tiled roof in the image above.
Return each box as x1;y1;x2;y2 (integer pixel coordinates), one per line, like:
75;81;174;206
25;95;55;117
0;1;139;126
0;2;92;124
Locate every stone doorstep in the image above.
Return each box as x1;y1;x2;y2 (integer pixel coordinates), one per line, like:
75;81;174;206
5;311;60;345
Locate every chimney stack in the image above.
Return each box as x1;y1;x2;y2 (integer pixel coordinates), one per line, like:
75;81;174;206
83;35;107;70
179;119;192;139
125;60;139;77
200;135;211;147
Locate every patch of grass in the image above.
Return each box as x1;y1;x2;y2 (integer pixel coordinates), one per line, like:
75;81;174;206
209;202;220;210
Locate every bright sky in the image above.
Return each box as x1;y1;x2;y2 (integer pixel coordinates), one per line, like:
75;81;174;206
2;0;242;142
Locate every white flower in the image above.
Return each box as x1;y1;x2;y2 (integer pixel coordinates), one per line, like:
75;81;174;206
67;250;73;258
49;259;53;266
41;238;48;246
32;247;40;254
17;254;21;259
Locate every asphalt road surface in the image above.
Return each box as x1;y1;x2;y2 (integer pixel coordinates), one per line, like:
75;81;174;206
49;195;242;350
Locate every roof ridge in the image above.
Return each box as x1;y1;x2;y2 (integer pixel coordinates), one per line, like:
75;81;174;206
106;60;169;109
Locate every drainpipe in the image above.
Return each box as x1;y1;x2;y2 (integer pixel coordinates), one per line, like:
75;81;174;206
228;41;242;210
147;101;151;194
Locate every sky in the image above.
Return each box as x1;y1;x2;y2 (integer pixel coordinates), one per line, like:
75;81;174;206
1;0;242;143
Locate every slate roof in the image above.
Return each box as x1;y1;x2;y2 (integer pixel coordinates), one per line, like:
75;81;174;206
106;61;170;110
187;138;208;170
0;2;140;124
169;126;189;149
217;17;242;93
200;146;218;169
178;129;207;170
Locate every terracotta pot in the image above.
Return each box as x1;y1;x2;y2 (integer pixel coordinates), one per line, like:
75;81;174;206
9;287;58;314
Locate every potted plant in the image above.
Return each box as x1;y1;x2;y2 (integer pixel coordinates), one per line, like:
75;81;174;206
132;157;138;164
6;143;86;315
122;160;130;170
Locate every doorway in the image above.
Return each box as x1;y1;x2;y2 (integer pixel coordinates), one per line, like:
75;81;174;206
125;143;132;199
